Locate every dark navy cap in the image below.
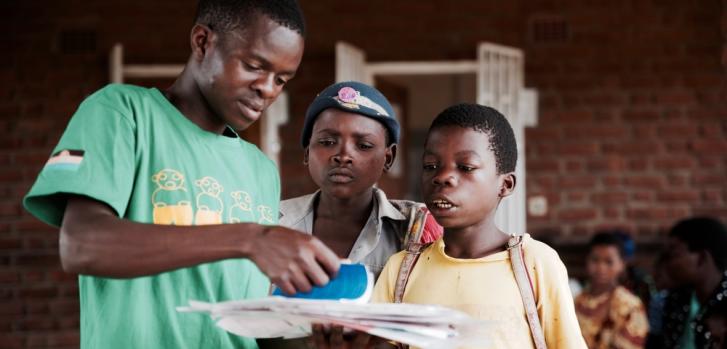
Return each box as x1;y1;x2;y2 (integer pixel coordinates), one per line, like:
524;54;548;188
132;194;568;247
301;81;399;147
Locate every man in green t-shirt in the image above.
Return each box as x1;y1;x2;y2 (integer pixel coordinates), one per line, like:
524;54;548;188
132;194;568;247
22;1;340;348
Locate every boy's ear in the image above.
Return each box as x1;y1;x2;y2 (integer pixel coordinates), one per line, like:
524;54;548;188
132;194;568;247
190;24;215;62
303;147;309;165
498;173;516;198
383;144;397;172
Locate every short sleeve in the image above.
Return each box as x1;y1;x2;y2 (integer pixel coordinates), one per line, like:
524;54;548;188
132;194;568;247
529;241;588;349
271;162;281;224
23;87;137;226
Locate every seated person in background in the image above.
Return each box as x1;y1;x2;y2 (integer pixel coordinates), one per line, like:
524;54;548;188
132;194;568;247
662;217;727;349
371;103;586;348
279;81;441;279
575;232;649;349
646;255;699;349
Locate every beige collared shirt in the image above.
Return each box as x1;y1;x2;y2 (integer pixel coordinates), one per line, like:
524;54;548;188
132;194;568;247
279;188;414;279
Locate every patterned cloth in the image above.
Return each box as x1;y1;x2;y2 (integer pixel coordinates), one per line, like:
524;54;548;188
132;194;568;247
656;288;698;349
694;270;727;348
576;286;650;349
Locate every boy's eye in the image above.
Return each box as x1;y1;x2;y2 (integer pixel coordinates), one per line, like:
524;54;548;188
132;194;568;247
423;164;438;171
358;143;374;150
275;76;288;86
317;139;335;146
458;165;475;172
243;62;263;72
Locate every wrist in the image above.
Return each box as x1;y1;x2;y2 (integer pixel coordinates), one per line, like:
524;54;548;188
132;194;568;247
236;223;269;258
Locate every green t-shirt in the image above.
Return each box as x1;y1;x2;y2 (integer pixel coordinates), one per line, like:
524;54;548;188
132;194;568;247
24;84;279;348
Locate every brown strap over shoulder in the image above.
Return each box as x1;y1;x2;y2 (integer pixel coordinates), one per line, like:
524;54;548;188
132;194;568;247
394;206;430;303
508;235;547;349
393;242;429;303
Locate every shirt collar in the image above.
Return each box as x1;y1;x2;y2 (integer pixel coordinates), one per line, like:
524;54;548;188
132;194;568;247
278;191;318;228
373;188;407;221
279;188;407;228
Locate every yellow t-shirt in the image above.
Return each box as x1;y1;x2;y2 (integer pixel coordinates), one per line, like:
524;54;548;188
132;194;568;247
372;234;587;349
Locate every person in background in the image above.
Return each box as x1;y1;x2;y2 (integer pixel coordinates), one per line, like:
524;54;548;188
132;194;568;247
575;232;649;349
645;255;698;349
662;217;727;349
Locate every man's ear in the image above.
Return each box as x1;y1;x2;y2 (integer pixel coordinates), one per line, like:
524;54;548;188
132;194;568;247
383;144;397;172
303;147;309;165
697;249;715;270
499;172;516;198
190;24;215;62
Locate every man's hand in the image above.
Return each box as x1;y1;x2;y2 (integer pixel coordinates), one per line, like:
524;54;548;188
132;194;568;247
244;226;341;295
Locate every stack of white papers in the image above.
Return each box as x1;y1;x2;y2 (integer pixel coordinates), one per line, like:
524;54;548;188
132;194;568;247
178;265;490;348
177;297;492;348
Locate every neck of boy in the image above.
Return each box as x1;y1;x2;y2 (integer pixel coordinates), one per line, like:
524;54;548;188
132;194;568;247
315;188;375;224
164;70;228;135
442;219;510;259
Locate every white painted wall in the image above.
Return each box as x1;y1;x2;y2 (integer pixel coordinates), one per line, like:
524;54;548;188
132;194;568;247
379;74;476;129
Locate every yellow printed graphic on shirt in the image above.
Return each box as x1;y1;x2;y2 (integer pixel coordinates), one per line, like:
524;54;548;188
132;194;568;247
150;169;273;226
257;205;274;224
151;169;193;225
229;190;256;223
194;176;224;225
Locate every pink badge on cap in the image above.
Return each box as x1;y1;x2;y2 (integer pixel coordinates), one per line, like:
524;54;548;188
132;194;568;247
337;87;358;103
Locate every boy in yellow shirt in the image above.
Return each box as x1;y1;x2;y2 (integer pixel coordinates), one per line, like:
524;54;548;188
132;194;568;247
371;103;587;348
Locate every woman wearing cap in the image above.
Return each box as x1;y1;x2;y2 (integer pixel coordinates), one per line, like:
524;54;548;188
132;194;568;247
279;81;441;279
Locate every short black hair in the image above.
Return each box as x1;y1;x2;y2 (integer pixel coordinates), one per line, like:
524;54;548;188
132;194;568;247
195;0;305;37
427;103;517;174
604;229;636;259
588;232;626;259
670;217;727;271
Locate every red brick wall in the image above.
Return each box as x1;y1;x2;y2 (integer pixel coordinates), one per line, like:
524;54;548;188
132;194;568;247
3;0;726;347
524;1;727;239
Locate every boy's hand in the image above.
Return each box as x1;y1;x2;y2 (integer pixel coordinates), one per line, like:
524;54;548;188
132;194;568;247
245;226;341;295
310;324;376;349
